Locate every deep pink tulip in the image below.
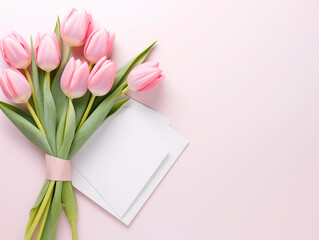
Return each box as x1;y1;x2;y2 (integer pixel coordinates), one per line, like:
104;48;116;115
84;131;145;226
127;61;164;91
35;33;61;72
0;32;31;69
61;57;89;99
0;68;31;103
61;8;92;47
84;29;115;64
88;56;116;96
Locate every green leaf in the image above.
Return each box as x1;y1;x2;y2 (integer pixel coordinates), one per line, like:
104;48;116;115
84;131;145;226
58;99;76;159
0;101;35;125
105;98;130;120
25;180;50;235
43;75;57;155
56;105;67;154
41;181;63;240
0;101;52;155
92;41;157;112
62;181;78;235
51;71;68;127
55;16;63;61
30;37;44;122
68;85;123;159
73;91;90;127
51;16;63;80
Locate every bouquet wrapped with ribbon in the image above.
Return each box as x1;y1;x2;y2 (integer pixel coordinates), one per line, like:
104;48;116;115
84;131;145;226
0;8;163;239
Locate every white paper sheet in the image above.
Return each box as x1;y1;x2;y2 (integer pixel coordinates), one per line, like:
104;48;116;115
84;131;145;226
72;100;189;224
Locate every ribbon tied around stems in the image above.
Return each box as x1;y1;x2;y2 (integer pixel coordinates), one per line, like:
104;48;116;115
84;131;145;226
45;154;72;181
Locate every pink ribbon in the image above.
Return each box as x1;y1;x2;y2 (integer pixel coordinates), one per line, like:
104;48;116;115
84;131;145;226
45;154;72;181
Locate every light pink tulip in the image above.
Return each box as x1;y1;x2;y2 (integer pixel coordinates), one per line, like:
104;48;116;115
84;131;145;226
127;61;164;91
61;8;92;47
0;32;31;69
61;57;89;99
0;68;31;103
35;33;61;72
84;29;115;64
88;56;116;96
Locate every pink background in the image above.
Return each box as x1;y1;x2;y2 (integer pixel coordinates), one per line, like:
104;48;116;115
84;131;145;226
0;0;319;239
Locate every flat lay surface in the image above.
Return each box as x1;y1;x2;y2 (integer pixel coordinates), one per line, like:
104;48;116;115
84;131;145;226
0;0;319;239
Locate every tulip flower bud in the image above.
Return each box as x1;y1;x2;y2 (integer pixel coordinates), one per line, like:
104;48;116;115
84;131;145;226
127;61;164;91
88;56;116;96
0;32;31;69
61;8;92;47
61;57;89;99
84;29;115;64
0;68;31;103
35;33;61;72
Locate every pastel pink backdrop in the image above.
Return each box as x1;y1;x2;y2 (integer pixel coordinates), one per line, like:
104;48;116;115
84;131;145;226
0;0;319;239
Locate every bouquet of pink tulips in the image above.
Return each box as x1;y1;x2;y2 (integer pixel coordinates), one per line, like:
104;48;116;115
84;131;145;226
0;8;163;239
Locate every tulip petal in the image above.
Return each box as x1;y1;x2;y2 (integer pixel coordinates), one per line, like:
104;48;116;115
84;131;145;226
139;74;164;91
85;29;109;63
61;57;76;97
89;56;106;76
62;9;92;46
0;71;15;102
36;33;61;72
6;69;31;103
89;61;116;96
69;62;89;98
128;67;162;91
107;33;115;58
0;69;31;103
1;37;30;69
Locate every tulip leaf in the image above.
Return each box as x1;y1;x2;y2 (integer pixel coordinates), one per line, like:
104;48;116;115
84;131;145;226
92;41;157;112
51;16;63;80
41;181;63;240
0;101;52;155
55;16;63;62
56;106;66;154
30;37;44;122
62;181;78;233
51;70;68;127
58;99;76;159
0;101;35;125
43;75;57;155
73;91;90;127
68;85;123;159
105;98;130;120
25;180;50;235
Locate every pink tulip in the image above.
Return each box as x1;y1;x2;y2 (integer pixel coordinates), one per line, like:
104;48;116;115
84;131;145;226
0;68;31;103
127;61;164;91
88;56;116;96
61;57;89;99
35;33;61;72
0;32;31;69
84;29;115;64
61;8;92;47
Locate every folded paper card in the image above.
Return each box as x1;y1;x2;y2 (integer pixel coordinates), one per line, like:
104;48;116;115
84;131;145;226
72;100;189;224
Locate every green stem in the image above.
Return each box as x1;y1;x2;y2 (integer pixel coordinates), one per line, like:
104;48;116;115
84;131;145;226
25;181;55;240
60;46;72;68
77;95;95;131
119;86;129;98
35;187;53;240
64;46;72;64
71;220;78;240
24;68;39;116
89;63;94;71
26;102;46;137
65;98;72;136
46;71;51;87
